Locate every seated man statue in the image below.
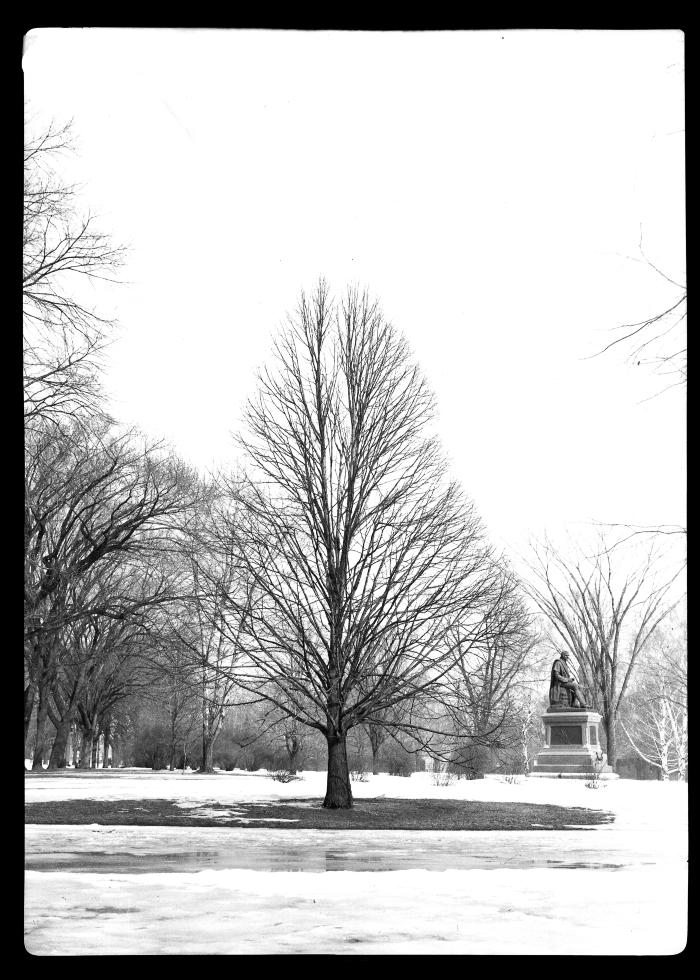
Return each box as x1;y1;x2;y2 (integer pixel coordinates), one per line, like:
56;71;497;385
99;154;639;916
549;650;588;708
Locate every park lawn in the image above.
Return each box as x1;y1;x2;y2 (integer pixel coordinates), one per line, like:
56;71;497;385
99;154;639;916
24;795;613;830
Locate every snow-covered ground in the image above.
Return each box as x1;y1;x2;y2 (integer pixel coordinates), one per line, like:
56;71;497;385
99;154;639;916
25;769;688;955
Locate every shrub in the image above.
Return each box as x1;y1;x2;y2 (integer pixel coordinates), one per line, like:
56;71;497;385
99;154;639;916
131;723;169;770
585;760;607;790
448;744;491;779
431;766;455;787
214;750;238;772
383;742;415;777
351;768;369;782
270;769;300;783
387;759;412;776
238;745;279;772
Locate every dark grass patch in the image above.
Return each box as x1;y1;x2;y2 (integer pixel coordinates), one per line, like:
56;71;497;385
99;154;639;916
25;797;614;830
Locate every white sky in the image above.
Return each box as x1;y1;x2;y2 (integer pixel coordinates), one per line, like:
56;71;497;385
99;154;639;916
23;29;686;559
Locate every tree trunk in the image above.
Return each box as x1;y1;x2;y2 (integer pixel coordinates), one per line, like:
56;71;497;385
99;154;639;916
24;682;36;747
521;716;531;773
365;723;384;775
47;718;72;770
323;733;353;808
102;719;111;768
32;690;51;771
71;725;80;767
199;735;216;773
80;730;93;769
603;711;617;770
285;733;300;775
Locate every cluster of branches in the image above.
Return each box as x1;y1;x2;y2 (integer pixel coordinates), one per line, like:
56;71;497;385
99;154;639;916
174;283;537;806
24;415;199;769
592;247;686;400
156;507;254;773
23;114;124;431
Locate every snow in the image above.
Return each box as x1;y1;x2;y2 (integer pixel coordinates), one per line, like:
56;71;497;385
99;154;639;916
23;766;684;822
25;866;686;955
25;770;687;955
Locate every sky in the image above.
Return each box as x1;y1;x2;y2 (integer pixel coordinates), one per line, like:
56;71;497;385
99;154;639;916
23;29;686;561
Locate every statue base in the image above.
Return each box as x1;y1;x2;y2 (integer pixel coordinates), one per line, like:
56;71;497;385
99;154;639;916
530;708;619;778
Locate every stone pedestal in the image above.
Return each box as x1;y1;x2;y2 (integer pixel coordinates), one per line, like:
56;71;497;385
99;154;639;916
530;707;619;779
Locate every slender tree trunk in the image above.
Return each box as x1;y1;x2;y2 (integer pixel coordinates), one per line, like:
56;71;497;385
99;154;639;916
365;723;384;775
102;719;111;768
24;682;37;747
80;730;93;769
603;711;617;769
91;735;99;768
32;689;51;771
323;733;353;808
199;707;223;773
200;738;213;772
71;725;80;767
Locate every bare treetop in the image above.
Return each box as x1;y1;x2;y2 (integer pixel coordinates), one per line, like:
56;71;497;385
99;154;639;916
23;111;125;429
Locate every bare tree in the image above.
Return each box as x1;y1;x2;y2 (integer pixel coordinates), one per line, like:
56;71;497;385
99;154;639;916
158;651;204;771
448;575;538;751
211;283;505;807
525;535;682;769
23;112;124;430
44;588;162;771
24;418;196;767
364;707;401;776
164;514;247;773
73;627;157;769
619;610;687;780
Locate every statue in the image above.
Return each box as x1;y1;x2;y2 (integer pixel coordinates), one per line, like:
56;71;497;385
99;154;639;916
549;650;588;708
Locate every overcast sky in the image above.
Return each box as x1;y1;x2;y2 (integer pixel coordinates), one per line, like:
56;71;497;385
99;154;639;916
23;28;685;560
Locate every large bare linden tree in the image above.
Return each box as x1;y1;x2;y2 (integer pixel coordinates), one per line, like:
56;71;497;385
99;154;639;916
207;283;508;808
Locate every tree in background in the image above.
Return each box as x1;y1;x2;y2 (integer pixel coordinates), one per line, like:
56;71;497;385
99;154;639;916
620;610;687;780
526;535;682;769
446;571;539;770
23;112;123;431
166;508;249;774
24;418;196;768
45;601;159;771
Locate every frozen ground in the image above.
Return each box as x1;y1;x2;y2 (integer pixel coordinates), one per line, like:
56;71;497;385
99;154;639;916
25;769;687;955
